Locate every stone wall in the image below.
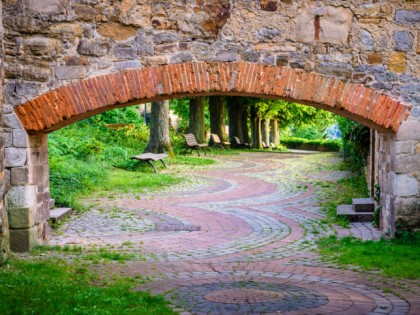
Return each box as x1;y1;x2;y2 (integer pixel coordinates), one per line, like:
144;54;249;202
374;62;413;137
0;0;419;249
0;0;10;263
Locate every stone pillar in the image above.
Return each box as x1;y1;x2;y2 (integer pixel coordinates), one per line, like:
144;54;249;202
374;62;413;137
0;0;10;263
6;133;50;252
375;132;396;235
393;118;420;233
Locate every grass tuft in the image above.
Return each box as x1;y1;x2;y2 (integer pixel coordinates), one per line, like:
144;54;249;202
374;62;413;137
317;235;420;279
0;258;176;315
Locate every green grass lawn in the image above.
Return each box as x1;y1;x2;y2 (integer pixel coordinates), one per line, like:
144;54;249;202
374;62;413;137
317;235;420;279
0;258;177;315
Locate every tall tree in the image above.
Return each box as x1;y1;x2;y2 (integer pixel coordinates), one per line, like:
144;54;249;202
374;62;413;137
250;104;262;149
145;100;174;156
227;97;246;147
241;104;250;144
270;119;280;146
261;118;270;145
209;96;227;142
189;97;206;143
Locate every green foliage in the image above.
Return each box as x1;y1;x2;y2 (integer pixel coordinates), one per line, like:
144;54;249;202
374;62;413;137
337;117;370;168
280;137;342;152
287;125;326;140
89;106;144;124
0;258;176;314
317;235;420;279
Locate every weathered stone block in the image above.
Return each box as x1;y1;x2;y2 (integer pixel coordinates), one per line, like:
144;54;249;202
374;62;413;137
11;167;30;186
63;56;89;66
397;118;420;141
115;60;141;70
28;0;69;15
9;226;38;252
394;141;417;155
394;154;420;174
8;207;36;229
12;129;28;148
360;30;374;51
170;52;194;64
394;174;419;197
22;66;51;82
120;0;152;27
256;27;281;41
388;52;406;73
97;23;137;41
395;10;420;23
261;0;277;11
367;52;382;64
78;39;111;57
5;148;27;167
154;43;178;54
142;56;168;66
153;31;178;45
7;186;37;208
295;4;353;44
214;51;238;62
394;31;414;52
23;36;60;57
417;31;420;54
55;66;87;80
316;62;352;79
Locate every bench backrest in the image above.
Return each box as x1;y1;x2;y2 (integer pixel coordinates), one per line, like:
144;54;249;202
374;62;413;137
234;136;242;145
183;133;199;146
211;134;221;144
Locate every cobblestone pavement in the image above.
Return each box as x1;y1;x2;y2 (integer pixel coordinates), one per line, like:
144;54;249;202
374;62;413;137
50;152;420;315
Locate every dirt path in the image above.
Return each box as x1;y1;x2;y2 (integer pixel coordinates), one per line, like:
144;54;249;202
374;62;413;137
50;152;419;315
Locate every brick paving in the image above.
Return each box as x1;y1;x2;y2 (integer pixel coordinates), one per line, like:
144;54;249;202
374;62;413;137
49;152;419;315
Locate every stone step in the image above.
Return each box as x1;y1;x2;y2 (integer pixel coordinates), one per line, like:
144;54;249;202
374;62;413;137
352;198;375;213
337;204;373;222
50;198;55;209
50;208;72;223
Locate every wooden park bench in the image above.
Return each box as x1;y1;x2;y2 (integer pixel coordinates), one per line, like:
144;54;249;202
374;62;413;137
233;136;251;149
210;133;230;150
130;153;168;173
182;133;208;156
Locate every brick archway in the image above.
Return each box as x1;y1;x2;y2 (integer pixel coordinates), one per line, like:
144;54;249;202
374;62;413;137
15;62;410;134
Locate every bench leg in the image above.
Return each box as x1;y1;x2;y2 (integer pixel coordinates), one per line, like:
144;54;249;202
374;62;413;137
159;159;166;168
193;148;200;156
202;147;207;155
145;160;157;173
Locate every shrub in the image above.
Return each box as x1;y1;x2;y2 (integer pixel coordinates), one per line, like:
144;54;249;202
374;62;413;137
280;137;342;152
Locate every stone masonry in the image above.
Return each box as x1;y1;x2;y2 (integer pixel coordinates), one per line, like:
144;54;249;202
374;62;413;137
0;0;419;250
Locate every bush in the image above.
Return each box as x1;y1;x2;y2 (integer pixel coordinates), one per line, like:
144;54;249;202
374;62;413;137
280;137;342;152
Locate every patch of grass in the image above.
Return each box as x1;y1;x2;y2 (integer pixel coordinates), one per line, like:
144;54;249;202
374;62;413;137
96;169;183;194
0;258;177;315
317;174;369;227
82;251;136;263
171;156;215;165
317;235;420;279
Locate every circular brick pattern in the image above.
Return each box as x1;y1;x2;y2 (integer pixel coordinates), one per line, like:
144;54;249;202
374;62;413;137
204;288;284;304
165;281;328;314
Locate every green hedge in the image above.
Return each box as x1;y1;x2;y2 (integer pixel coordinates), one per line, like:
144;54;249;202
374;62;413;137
280;137;342;152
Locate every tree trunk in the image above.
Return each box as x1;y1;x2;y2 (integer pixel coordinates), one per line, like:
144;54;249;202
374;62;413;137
189;97;206;143
226;97;244;147
262;119;270;145
250;106;262;149
241;105;250;144
209;96;227;142
145;100;174;157
270;119;280;146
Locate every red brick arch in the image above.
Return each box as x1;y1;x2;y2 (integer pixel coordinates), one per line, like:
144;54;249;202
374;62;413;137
15;62;410;134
